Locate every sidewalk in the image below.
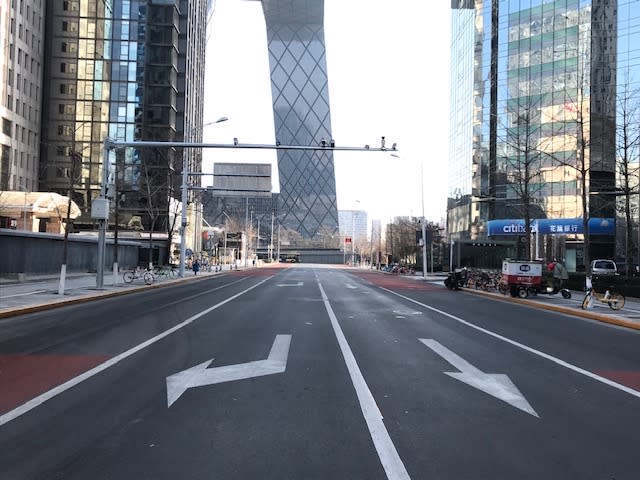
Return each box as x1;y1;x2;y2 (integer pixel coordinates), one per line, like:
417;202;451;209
401;271;640;331
0;267;233;319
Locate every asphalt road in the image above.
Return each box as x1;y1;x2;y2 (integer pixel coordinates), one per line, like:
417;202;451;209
1;265;639;479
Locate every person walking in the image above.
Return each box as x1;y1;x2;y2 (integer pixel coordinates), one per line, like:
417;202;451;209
192;259;200;275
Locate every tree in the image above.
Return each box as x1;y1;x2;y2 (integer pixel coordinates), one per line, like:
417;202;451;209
139;149;172;269
497;97;550;260
615;81;640;277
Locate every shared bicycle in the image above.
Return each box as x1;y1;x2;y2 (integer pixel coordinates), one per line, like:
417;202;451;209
581;286;625;311
123;267;154;285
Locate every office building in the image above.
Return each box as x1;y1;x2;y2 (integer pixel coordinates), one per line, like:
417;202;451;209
339;209;368;244
448;0;640;269
0;0;46;192
255;0;340;243
39;0;208;237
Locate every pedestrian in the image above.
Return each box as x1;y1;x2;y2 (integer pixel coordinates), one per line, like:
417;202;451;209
192;259;200;275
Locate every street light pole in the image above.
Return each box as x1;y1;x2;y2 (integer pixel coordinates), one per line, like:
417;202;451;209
179;116;228;277
96;138;115;289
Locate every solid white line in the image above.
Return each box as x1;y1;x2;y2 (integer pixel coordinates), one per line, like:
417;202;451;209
0;276;274;427
380;287;640;400
317;280;411;480
3;290;47;298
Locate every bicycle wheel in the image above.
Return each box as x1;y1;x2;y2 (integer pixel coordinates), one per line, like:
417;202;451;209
581;292;592;310
143;272;154;285
123;271;134;283
608;292;625;310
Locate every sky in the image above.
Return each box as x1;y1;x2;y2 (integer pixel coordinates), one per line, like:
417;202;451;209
202;0;451;224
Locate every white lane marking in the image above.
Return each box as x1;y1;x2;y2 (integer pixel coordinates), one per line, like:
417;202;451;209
276;282;303;287
3;290;47;298
345;284;358;289
0;276;275;427
317;280;411;480
167;335;291;407
420;339;538;417
381;287;640;400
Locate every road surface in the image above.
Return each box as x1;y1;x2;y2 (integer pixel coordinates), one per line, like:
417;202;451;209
1;265;639;479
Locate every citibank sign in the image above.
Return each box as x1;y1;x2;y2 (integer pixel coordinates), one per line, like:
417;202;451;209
487;218;615;236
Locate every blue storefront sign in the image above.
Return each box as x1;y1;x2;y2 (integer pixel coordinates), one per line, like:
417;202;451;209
487;218;615;236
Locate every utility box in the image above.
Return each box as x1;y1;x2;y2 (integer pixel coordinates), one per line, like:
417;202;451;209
91;198;110;220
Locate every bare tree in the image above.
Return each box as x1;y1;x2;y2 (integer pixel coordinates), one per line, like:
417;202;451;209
497;97;550;260
57;150;82;294
615;81;640;276
139;150;172;269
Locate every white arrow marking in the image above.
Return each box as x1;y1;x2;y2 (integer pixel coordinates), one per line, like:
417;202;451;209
276;282;303;287
167;335;291;407
420;339;538;417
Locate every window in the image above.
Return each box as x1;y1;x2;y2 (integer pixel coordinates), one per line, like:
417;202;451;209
58;104;74;114
2;118;12;136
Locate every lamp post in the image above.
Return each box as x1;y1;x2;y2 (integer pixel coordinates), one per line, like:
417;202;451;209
179;116;228;277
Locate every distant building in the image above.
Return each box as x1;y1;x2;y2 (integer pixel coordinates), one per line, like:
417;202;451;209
339;209;368;244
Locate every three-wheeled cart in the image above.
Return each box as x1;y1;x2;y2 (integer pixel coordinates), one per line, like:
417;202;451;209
499;260;542;298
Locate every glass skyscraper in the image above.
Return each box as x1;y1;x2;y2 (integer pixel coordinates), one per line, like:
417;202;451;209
448;0;640;266
257;0;339;242
40;0;208;235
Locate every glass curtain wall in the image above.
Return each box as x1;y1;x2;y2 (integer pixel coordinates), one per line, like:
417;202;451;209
448;1;476;241
260;0;339;243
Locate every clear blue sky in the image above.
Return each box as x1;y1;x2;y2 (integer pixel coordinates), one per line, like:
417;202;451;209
203;0;451;224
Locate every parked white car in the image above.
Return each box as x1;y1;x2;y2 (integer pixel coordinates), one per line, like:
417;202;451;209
591;259;617;275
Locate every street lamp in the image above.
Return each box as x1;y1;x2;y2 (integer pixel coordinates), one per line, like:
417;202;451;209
179;116;228;277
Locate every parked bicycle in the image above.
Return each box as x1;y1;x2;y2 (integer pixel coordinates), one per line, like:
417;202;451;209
151;265;178;280
581;286;625;311
123;266;154;285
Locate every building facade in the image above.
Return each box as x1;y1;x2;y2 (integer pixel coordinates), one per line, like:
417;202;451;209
448;0;639;269
0;0;46;192
255;0;340;243
39;0;208;239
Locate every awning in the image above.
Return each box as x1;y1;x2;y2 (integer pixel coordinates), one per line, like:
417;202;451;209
0;191;81;219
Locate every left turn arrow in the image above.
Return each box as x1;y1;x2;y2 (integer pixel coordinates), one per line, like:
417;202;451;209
167;335;292;407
